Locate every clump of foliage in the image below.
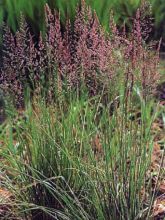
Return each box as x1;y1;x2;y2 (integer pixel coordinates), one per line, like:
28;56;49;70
0;2;163;220
0;85;160;220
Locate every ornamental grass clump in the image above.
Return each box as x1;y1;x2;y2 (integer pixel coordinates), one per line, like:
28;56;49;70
0;2;163;219
0;86;160;219
0;2;160;107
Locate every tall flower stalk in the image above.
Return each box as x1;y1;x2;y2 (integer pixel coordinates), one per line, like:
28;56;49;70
0;2;160;106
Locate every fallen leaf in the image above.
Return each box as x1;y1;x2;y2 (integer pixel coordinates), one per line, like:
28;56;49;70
153;195;165;218
0;188;11;202
158;180;165;194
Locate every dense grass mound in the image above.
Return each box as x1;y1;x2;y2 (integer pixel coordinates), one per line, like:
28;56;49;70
0;84;163;219
0;2;164;220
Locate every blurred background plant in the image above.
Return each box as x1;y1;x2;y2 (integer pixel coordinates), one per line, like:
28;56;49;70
0;0;140;32
151;0;165;50
0;0;164;38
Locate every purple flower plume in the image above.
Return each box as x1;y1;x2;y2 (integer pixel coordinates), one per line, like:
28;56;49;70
0;2;160;106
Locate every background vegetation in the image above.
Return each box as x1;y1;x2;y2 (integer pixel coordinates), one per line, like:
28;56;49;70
0;0;164;36
0;0;140;31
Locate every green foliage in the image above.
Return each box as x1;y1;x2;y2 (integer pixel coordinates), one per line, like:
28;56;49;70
86;0;141;29
150;0;165;41
0;80;160;219
151;0;165;25
0;0;79;31
0;0;40;31
0;0;141;31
